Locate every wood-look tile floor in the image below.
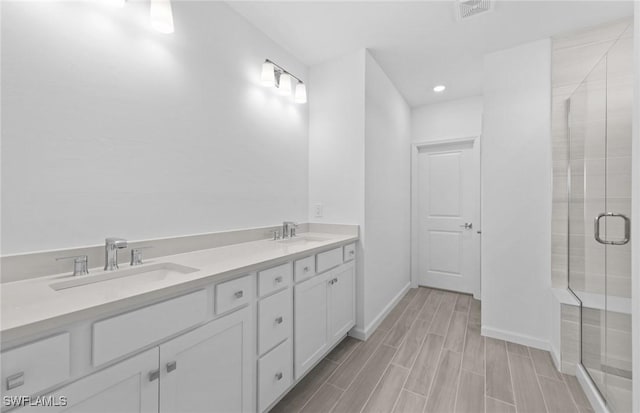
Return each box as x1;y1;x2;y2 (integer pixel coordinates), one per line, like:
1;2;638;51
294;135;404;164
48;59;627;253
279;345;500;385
271;287;594;413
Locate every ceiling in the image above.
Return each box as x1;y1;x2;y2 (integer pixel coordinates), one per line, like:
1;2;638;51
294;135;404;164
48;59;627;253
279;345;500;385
228;1;634;107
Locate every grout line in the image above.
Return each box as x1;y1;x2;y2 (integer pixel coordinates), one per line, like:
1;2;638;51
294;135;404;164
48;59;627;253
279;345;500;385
504;341;519;413
559;372;587;411
356;345;397;413
331;290;417;413
296;339;361;413
390;289;436;413
484;319;488;413
529;350;551;413
452;293;472;413
486;396;517;408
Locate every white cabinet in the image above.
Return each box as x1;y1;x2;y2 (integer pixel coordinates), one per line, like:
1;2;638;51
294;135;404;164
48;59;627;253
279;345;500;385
1;333;70;402
20;309;253;413
17;348;159;413
257;340;292;412
294;273;330;379
159;307;253;413
294;261;355;380
328;262;356;343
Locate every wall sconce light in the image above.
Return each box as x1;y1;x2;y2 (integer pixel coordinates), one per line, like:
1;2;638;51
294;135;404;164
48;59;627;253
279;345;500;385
150;0;174;34
261;59;307;104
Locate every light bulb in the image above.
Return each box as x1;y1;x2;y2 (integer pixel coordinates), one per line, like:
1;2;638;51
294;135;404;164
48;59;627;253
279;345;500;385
294;82;307;104
261;61;275;87
433;85;446;93
278;73;292;96
150;0;174;34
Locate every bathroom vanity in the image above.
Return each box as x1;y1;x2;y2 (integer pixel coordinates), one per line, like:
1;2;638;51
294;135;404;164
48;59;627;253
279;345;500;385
0;231;357;413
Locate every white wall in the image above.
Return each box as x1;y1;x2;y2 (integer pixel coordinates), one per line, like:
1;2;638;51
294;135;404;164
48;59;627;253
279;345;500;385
481;39;552;349
308;50;411;337
308;50;366;329
632;3;639;411
411;96;483;141
363;51;411;331
1;1;308;254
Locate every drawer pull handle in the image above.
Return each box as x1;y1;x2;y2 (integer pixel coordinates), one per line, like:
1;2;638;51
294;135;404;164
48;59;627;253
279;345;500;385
334;278;339;284
275;276;283;284
349;250;355;255
275;372;283;381
234;290;244;299
328;279;334;285
166;361;177;373
6;372;24;390
275;316;284;324
148;369;160;382
303;266;309;272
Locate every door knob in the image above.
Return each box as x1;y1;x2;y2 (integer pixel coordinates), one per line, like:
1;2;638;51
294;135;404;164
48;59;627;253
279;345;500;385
460;222;473;230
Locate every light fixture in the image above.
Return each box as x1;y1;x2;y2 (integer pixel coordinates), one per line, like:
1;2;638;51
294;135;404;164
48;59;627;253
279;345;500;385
433;85;446;93
294;82;307;104
150;0;174;34
261;61;276;87
260;59;307;104
278;73;292;96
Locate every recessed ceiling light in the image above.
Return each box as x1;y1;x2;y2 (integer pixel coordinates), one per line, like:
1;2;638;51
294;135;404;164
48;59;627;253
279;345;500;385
433;85;446;93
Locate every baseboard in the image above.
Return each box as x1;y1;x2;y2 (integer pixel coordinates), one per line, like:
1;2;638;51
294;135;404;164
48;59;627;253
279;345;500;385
481;325;549;351
349;282;411;341
549;343;561;371
576;363;608;413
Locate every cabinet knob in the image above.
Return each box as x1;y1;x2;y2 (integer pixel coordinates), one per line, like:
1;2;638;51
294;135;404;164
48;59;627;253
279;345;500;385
275;276;283;284
166;361;177;373
6;372;24;390
349;250;355;255
275;372;283;381
148;369;160;382
334;278;338;284
275;316;283;324
234;290;244;299
303;266;309;272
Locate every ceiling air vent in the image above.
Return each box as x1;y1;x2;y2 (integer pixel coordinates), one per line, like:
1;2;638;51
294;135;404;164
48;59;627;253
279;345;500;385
456;0;493;20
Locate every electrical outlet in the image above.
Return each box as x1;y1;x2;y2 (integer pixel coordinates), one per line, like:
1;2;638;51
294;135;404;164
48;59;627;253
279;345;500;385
314;203;323;218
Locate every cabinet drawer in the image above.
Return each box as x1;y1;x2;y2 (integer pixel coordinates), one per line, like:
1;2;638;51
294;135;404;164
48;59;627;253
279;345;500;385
316;247;342;273
258;339;292;412
258;289;292;355
1;333;70;398
294;256;315;282
93;290;207;366
258;263;292;298
216;275;252;314
343;243;356;262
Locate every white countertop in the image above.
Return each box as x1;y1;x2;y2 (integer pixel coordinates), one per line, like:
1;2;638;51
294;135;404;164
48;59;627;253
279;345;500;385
0;232;357;340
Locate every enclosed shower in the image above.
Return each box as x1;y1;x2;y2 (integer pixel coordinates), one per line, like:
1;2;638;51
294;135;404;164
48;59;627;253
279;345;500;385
567;23;633;412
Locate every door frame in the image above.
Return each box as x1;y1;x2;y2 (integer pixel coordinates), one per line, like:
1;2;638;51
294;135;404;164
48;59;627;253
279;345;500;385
410;136;482;299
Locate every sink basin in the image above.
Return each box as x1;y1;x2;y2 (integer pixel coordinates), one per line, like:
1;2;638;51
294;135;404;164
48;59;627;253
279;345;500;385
277;235;330;244
50;262;199;291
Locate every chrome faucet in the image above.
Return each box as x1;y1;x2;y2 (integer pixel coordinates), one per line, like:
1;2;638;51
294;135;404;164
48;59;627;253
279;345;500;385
282;221;297;239
104;237;128;270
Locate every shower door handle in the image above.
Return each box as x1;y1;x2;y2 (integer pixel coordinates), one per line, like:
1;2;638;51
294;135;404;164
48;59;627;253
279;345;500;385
594;213;630;245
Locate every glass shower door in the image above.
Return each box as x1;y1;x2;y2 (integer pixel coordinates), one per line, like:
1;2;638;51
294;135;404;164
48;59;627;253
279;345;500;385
568;29;633;413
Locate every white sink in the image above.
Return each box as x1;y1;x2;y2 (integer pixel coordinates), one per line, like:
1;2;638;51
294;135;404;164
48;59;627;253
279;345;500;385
50;263;199;291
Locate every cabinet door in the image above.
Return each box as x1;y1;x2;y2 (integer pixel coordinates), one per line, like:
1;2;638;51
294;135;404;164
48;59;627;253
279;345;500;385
16;348;159;413
159;307;253;413
328;262;356;344
294;273;329;380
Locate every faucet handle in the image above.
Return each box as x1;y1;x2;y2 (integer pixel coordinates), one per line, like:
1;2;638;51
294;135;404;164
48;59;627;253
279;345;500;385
130;246;152;266
105;237;128;249
56;255;89;276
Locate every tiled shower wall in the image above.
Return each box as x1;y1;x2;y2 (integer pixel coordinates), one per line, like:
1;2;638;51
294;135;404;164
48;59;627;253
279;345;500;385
551;17;633;289
551;18;633;375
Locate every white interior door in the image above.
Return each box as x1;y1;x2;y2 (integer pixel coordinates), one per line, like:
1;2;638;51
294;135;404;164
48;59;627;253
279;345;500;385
416;140;480;295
